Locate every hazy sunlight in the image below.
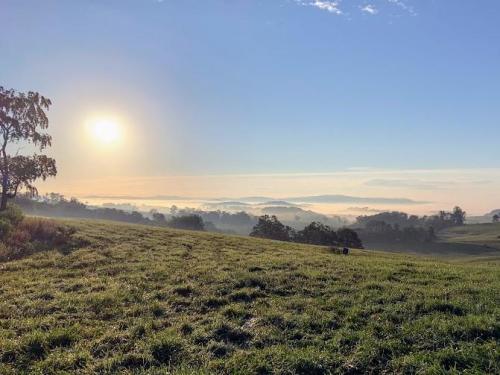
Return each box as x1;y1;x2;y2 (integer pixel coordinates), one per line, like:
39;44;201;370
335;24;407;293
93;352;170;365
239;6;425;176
88;118;121;145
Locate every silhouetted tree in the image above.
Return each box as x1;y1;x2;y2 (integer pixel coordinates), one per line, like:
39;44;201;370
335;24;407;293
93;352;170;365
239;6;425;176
295;221;338;246
0;87;57;210
168;214;205;231
337;227;363;248
451;206;466;225
250;215;294;241
150;209;167;225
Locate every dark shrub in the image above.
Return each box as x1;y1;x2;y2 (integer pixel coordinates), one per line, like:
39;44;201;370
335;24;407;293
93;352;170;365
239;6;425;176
0;216;80;261
0;204;24;239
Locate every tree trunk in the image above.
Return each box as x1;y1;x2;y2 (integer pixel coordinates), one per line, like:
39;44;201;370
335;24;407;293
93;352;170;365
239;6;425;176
0;174;8;211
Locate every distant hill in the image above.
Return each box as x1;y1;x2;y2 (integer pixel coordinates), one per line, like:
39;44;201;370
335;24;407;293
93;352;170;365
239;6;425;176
467;209;500;224
260;206;348;229
260;200;297;206
236;194;424;205
203;201;251;208
285;194;425;205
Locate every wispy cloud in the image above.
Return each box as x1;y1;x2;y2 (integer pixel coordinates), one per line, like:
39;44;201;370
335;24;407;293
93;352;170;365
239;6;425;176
295;0;416;16
387;0;417;16
310;1;342;14
296;0;342;15
360;4;378;15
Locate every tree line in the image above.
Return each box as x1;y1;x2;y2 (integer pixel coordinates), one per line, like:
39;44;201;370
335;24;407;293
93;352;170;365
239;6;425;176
14;194;207;231
354;207;466;244
249;214;363;248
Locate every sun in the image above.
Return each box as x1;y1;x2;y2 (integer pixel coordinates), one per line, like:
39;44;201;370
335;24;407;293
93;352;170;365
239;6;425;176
89;118;121;144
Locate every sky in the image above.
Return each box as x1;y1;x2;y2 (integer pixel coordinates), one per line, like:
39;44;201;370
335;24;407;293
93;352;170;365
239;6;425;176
1;0;499;215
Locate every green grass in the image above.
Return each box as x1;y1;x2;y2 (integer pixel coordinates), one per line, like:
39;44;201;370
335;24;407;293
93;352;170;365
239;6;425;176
0;219;499;374
365;223;500;258
440;222;500;250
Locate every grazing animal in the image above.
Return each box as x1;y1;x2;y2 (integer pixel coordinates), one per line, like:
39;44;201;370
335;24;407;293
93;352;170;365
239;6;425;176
329;246;349;255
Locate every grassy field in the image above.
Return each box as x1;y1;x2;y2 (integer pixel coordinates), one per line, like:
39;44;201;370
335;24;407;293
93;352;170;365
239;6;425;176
0;219;499;374
364;223;500;258
439;222;500;250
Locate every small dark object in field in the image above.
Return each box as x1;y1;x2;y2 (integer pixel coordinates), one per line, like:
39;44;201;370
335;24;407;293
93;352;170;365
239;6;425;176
329;246;349;255
248;266;263;272
183;244;193;250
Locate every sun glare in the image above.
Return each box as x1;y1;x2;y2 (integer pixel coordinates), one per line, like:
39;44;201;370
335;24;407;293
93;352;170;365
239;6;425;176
89;119;121;144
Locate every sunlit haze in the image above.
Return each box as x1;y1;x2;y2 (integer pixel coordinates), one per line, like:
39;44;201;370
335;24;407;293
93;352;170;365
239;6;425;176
87;118;121;145
2;0;499;216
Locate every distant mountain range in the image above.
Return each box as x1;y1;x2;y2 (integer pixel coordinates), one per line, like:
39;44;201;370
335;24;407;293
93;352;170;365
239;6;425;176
283;195;425;205
85;194;425;205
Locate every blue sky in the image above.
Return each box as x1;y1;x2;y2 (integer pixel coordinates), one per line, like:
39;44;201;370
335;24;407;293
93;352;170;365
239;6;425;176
1;0;499;213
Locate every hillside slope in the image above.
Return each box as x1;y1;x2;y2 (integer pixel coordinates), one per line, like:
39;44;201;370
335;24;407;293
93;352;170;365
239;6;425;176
363;223;500;258
439;222;500;250
0;220;499;374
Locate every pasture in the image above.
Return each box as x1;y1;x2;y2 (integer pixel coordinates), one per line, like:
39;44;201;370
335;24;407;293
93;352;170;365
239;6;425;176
0;220;498;374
